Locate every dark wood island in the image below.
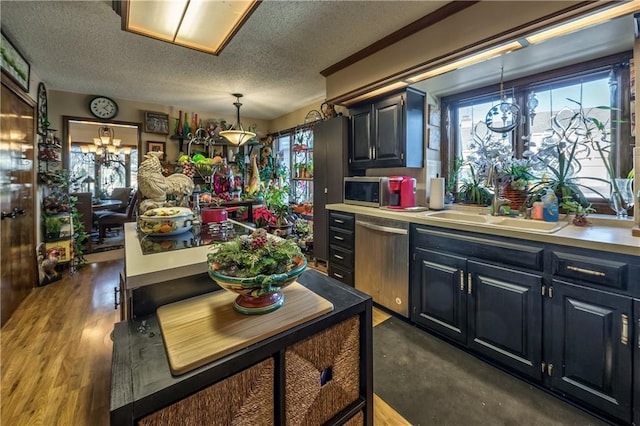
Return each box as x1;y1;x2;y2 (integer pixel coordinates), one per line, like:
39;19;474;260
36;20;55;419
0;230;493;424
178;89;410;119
110;269;373;425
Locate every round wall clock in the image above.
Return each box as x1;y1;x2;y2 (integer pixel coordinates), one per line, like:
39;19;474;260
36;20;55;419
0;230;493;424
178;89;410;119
37;82;48;135
89;95;119;119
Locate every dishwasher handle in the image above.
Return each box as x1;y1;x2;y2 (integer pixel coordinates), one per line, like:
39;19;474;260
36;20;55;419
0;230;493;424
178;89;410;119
356;220;408;235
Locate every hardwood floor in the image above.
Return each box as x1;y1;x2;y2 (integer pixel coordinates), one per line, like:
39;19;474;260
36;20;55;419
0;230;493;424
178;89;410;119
1;258;408;425
1;260;121;426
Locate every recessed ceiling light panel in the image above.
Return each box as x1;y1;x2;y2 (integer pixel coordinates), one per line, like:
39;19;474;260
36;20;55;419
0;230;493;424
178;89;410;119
119;0;261;55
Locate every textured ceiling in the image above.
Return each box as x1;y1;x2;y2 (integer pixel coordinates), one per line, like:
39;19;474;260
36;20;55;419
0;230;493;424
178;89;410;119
0;0;447;120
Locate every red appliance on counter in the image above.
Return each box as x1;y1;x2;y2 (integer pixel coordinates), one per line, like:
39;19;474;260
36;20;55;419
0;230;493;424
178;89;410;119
388;176;416;209
201;208;228;223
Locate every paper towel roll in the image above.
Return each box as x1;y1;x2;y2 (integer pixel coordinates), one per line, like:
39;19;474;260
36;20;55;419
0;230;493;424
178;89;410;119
430;177;445;210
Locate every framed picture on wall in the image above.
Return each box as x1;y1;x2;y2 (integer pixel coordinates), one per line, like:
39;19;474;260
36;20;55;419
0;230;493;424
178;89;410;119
427;103;441;127
144;111;170;135
1;31;30;92
147;141;165;159
427;125;441;151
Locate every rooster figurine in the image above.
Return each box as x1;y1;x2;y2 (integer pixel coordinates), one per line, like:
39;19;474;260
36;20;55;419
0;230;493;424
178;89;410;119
138;152;195;212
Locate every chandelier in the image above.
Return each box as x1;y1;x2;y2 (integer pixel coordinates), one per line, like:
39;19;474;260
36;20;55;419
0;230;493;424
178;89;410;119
219;93;256;146
80;126;131;166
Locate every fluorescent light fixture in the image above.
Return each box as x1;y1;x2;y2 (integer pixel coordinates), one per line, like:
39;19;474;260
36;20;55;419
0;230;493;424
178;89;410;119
526;1;640;45
406;41;523;84
119;0;261;55
345;81;408;106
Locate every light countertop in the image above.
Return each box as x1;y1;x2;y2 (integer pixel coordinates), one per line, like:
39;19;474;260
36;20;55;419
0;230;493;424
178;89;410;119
124;221;254;289
124;223;213;289
125;206;638;289
327;203;640;256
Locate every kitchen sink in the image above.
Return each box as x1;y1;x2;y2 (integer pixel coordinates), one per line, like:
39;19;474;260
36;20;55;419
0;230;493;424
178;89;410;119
421;210;569;234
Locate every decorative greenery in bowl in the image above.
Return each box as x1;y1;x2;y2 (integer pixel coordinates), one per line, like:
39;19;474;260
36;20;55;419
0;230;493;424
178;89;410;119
207;229;307;314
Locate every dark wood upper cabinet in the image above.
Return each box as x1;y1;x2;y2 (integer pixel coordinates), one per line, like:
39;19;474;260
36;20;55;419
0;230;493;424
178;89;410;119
349;88;424;170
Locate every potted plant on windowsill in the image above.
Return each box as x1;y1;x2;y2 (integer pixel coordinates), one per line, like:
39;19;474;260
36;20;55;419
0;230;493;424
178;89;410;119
458;164;492;206
528;101;613;213
560;197;596;226
501;159;534;211
445;157;463;204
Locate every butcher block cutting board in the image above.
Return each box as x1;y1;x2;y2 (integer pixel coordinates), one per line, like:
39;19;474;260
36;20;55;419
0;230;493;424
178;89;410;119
157;282;334;375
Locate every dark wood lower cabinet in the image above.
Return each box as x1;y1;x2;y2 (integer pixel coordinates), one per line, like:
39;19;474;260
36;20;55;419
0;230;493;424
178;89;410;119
409;224;637;424
412;247;467;345
634;298;640;426
467;260;542;382
548;280;632;423
411;248;542;381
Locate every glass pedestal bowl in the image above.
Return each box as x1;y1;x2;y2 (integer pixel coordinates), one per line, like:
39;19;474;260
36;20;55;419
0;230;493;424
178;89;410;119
208;256;307;315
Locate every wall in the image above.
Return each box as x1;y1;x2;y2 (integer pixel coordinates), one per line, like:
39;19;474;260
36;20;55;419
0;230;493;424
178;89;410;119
269;99;348;132
48;90;271;163
325;1;606;104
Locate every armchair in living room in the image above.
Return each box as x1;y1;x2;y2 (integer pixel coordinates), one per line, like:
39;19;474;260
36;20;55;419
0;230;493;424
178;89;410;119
108;187;133;213
97;191;139;243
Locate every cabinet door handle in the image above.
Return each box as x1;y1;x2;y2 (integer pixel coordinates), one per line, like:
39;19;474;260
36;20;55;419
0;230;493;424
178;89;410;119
621;314;629;345
333;272;344;279
541;286;546;296
334;219;344;224
334;235;344;241
334;254;344;260
548;287;553;298
566;265;606;277
459;270;464;291
113;286;120;310
547;364;553;376
467;273;472;295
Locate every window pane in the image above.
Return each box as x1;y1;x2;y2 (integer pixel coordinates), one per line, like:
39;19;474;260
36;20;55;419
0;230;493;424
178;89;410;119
70;145;96;195
457;97;513;185
527;77;611;199
276;134;291;179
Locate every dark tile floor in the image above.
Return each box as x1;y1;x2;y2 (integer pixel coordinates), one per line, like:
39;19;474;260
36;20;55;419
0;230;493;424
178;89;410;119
374;318;610;426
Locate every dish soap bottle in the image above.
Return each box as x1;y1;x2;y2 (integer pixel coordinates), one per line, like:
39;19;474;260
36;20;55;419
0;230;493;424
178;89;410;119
542;189;559;222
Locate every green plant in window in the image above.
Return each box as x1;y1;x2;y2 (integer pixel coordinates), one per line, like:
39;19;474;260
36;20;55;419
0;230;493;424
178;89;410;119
528;100;614;207
459;164;492;206
446;157;464;194
502;159;534;191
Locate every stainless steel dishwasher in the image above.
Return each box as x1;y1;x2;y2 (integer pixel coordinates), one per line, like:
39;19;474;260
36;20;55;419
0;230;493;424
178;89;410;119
355;214;409;317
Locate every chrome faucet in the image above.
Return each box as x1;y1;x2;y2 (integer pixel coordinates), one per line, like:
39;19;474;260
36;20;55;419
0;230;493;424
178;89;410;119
488;165;511;216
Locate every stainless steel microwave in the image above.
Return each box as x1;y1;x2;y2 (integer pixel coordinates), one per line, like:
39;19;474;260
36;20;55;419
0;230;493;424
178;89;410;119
343;177;390;207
